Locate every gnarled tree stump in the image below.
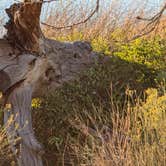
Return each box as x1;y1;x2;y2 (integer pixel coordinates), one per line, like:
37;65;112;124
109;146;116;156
1;53;50;166
0;41;97;166
0;1;99;165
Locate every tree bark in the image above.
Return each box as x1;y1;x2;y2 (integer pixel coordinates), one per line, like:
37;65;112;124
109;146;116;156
0;39;98;166
4;1;44;53
0;1;99;165
1;55;49;166
4;86;43;166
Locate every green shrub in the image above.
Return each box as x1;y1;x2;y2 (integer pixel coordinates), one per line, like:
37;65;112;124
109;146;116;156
32;55;162;165
131;89;166;144
33;86;166;166
54;31;84;42
91;37;111;55
114;37;166;69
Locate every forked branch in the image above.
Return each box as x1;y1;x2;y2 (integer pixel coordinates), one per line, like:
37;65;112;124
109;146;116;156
41;0;100;30
130;3;166;41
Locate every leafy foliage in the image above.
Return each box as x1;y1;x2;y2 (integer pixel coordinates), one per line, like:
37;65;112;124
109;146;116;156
31;31;166;165
114;37;166;69
32;53;164;165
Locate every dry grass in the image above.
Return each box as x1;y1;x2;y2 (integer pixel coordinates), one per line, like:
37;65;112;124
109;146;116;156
0;114;16;165
66;89;166;166
42;0;166;41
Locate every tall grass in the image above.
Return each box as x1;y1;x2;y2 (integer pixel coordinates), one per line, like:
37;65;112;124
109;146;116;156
32;53;165;165
71;88;165;166
43;0;166;41
33;85;166;166
0;113;16;166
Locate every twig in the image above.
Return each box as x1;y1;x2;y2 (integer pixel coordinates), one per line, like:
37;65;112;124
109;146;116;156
14;0;59;3
41;0;100;30
129;3;166;42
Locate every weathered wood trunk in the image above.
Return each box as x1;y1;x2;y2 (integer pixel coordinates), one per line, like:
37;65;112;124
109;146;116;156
0;41;98;166
4;1;43;53
0;1;99;165
4;86;43;166
1;54;50;166
1;1;46;164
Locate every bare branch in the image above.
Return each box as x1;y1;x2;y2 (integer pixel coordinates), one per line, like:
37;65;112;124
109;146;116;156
137;3;166;22
41;0;100;30
14;0;58;3
42;0;59;3
129;3;166;41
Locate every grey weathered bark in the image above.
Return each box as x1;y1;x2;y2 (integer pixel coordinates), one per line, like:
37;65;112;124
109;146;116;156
0;39;97;166
1;54;50;166
4;86;43;166
0;1;99;165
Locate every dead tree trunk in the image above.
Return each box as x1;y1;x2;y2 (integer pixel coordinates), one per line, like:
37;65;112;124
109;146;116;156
1;1;46;165
0;1;99;165
4;86;43;166
1;54;50;166
4;1;44;54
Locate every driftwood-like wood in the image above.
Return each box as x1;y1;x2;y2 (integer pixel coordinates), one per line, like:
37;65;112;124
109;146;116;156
0;40;98;165
4;86;44;166
0;1;99;165
1;54;49;166
4;1;43;53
